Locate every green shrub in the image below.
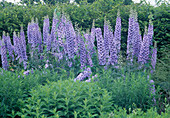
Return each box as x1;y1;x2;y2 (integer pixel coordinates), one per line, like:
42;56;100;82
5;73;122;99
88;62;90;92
18;79;112;117
96;67;159;111
0;67;68;117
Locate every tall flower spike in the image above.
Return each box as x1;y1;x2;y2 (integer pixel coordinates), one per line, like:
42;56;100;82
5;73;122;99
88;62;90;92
43;16;50;46
132;11;141;59
138;26;150;64
20;26;27;61
127;8;135;62
151;42;157;73
79;33;87;68
104;17;110;58
114;10;121;53
65;21;75;59
148;14;154;46
1;38;9;70
91;19;95;43
95;28;106;65
6;33;14;61
51;13;59;52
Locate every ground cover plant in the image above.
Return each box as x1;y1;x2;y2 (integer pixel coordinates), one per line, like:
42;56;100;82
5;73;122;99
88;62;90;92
0;0;169;117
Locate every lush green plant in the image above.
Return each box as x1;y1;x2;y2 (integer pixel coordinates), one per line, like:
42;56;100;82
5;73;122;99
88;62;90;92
17;79;112;117
96;66;160;112
0;67;68;117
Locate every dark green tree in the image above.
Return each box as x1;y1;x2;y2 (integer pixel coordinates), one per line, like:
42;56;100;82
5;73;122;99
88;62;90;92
123;0;133;5
43;0;70;4
75;0;96;4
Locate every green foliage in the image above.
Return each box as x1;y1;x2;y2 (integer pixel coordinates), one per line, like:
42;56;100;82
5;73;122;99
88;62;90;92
96;67;159;111
18;79;112;117
0;67;68;117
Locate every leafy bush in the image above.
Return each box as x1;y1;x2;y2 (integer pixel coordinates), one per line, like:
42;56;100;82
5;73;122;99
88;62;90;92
0;67;68;117
18;79;112;117
96;67;159;111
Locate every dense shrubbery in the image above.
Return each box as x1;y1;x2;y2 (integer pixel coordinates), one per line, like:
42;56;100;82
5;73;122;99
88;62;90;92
0;67;169;117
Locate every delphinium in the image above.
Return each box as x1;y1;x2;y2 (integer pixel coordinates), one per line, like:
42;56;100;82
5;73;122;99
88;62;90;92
57;14;66;47
104;17;110;58
65;20;75;60
91;19;95;43
43;15;50;46
74;67;92;82
84;32;94;67
114;10;121;54
20;26;27;69
151;42;157;74
138;26;150;65
0;38;9;70
132;10;142;59
127;8;135;62
95;28;106;65
51;12;59;53
78;32;87;69
6;33;14;61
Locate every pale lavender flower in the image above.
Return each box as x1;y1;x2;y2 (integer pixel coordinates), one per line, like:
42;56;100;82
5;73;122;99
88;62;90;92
23;70;30;75
95;28;106;65
79;33;87;68
104;18;110;58
109;30;118;65
51;15;59;52
148;20;154;46
127;11;135;62
87;51;93;67
57;21;65;47
43;16;50;46
149;79;156;105
45;64;49;69
65;21;75;59
6;33;14;61
138;27;150;64
151;42;157;73
74;67;92;82
1;39;8;70
114;10;121;53
91;20;95;43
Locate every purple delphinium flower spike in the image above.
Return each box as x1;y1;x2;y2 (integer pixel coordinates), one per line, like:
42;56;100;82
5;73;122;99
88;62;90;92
1;39;9;70
74;67;92;82
91;19;95;43
127;9;135;62
138;26;150;64
43;16;50;46
57;21;65;47
148;20;154;46
95;28;106;65
79;33;87;68
149;80;156;105
13;31;18;56
38;29;43;53
104;17;110;58
133;21;142;59
20;26;27;61
151;42;157;74
114;10;121;53
6;33;14;61
84;33;95;56
51;14;59;52
110;35;118;65
87;51;93;67
65;21;75;59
